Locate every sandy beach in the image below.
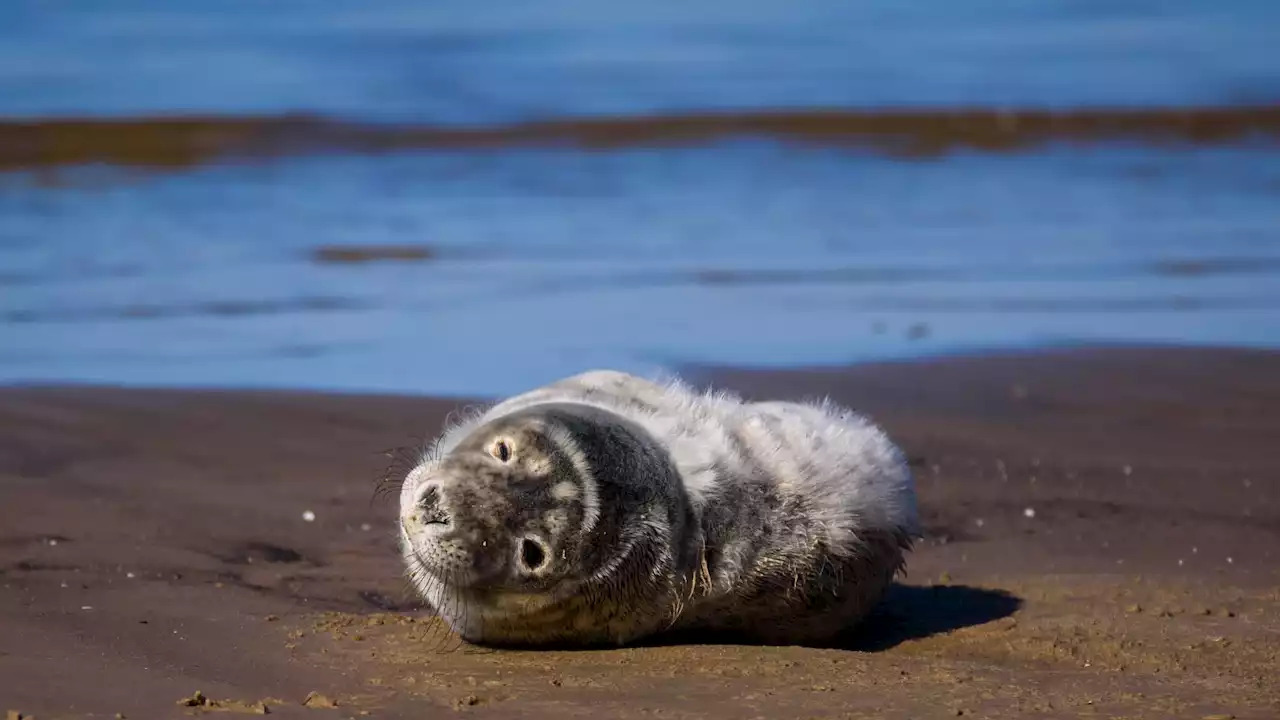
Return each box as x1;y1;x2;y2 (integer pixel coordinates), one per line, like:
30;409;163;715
2;346;1277;719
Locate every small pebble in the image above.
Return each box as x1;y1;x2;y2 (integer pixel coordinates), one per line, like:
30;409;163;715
1123;465;1133;476
360;523;372;532
126;572;135;579
302;510;316;523
1023;507;1036;518
81;605;93;611
974;518;985;528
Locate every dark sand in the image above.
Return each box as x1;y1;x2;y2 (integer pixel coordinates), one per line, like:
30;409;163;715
2;347;1277;719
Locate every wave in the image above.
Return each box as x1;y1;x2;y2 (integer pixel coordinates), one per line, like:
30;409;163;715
3;104;1280;171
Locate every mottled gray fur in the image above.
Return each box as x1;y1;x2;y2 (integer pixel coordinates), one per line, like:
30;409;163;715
398;370;919;648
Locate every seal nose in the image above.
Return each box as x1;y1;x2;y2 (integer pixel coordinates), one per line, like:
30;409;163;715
410;482;452;530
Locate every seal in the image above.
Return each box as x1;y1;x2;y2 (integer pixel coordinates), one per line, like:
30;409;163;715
398;369;918;648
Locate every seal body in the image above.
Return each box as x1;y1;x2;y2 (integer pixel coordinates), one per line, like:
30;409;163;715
398;370;918;648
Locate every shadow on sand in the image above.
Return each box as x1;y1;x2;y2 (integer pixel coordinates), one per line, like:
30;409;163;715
841;583;1023;652
415;582;1023;654
615;582;1023;652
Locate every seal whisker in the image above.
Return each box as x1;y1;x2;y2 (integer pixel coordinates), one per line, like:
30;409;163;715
368;441;423;509
411;569;468;654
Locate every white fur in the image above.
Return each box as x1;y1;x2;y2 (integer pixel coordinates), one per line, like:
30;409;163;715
426;369;919;562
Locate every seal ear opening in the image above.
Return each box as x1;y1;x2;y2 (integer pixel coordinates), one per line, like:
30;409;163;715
518;537;548;573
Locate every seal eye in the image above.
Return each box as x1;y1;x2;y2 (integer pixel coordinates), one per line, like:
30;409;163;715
492;440;512;463
518;538;547;573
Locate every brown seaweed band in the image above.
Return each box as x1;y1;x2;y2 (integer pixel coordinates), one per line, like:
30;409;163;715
3;104;1279;171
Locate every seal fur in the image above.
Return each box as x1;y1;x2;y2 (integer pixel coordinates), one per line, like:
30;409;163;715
398;370;919;647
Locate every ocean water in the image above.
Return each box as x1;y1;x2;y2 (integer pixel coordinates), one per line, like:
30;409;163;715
5;0;1280;120
1;1;1279;398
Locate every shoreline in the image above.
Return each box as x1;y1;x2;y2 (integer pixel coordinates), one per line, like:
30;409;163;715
2;345;1277;718
4;341;1276;401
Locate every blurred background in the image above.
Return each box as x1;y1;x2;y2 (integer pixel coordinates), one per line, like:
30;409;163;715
1;0;1278;398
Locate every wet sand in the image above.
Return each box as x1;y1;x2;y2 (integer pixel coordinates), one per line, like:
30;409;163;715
1;346;1278;719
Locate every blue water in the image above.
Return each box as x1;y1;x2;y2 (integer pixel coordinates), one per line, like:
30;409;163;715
5;0;1280;120
2;2;1279;397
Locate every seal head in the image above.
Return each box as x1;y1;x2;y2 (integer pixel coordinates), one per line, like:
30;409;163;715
399;401;695;647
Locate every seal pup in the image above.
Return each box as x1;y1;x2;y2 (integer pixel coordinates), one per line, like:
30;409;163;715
398;370;918;648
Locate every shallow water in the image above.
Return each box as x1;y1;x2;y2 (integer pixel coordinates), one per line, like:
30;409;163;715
1;2;1279;397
